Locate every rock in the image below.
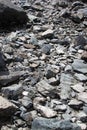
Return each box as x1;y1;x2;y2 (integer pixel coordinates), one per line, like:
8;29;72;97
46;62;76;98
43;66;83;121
42;29;54;38
27;14;38;22
21;96;33;109
1;83;23;99
68;99;83;110
48;77;60;86
41;44;52;55
45;69;56;79
21;111;37;126
71;83;85;93
33;97;57;118
78;111;87;122
72;59;87;74
0;52;6;71
0;0;28;27
0;71;24;86
74;35;86;49
0;96;17;117
81;51;87;62
54;104;67;112
74;73;87;82
32;117;81;130
60;73;76;100
78;92;87;103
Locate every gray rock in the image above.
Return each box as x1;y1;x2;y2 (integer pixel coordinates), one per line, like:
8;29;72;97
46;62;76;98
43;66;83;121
32;117;81;130
71;83;85;93
74;73;87;82
1;83;23;99
72;59;87;74
41;44;52;55
78;92;87;103
0;52;6;70
0;0;28;27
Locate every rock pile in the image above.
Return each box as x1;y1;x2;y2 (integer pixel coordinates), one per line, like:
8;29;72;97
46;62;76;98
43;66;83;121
0;0;87;130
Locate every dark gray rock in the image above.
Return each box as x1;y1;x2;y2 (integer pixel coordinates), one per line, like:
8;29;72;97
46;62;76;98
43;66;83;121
0;52;6;70
32;117;81;130
41;44;52;55
0;0;28;27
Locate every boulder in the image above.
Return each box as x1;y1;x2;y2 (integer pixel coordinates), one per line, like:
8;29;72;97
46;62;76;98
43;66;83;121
0;0;28;27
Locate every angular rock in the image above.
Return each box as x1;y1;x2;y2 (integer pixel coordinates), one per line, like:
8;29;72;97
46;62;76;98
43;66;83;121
78;92;87;103
71;83;85;93
42;29;54;38
32;117;81;130
1;83;23;99
0;0;28;27
0;71;24;86
74;73;87;82
81;51;87;62
0;96;17;117
72;59;87;74
68;99;83;110
0;52;6;70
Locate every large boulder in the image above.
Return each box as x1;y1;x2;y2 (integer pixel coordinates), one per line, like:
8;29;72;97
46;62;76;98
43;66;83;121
0;0;28;27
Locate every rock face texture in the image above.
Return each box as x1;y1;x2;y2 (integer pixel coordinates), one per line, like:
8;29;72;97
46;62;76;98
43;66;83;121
0;0;28;27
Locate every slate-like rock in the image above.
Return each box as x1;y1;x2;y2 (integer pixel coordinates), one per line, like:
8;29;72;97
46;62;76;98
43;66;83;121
32;117;81;130
0;0;28;27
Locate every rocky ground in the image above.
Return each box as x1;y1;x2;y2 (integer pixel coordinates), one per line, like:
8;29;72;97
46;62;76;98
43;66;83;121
0;0;87;130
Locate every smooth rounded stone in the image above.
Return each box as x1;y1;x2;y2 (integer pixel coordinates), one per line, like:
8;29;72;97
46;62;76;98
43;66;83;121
21;111;37;126
81;51;87;62
68;99;83;110
74;73;87;82
41;44;52;55
1;83;23;99
21;96;33;109
78;92;87;103
71;83;85;93
77;111;87;122
72;59;87;74
31;117;81;130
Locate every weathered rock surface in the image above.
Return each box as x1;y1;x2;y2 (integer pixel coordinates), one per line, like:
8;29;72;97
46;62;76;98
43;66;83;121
0;0;28;27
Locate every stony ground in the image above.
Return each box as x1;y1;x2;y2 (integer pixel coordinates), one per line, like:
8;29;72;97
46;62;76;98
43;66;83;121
0;0;87;130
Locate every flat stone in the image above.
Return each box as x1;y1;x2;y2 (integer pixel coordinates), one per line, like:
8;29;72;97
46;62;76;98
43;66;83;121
78;92;87;103
72;59;87;74
32;117;81;130
1;83;23;99
42;29;54;38
71;83;85;93
68;99;83;110
74;73;87;82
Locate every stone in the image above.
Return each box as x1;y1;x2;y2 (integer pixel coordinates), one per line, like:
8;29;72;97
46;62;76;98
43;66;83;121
74;73;87;82
48;77;60;86
72;59;87;74
0;71;24;86
78;111;87;122
0;0;28;27
32;117;81;130
81;51;87;62
0;96;17;117
42;29;54;38
68;99;83;110
71;83;85;93
41;44;52;55
60;73;76;100
1;83;23;99
0;52;6;71
21;96;33;109
78;92;87;103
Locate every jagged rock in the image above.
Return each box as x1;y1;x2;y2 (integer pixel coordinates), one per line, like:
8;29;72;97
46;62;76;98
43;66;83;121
0;96;17;117
0;0;28;27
